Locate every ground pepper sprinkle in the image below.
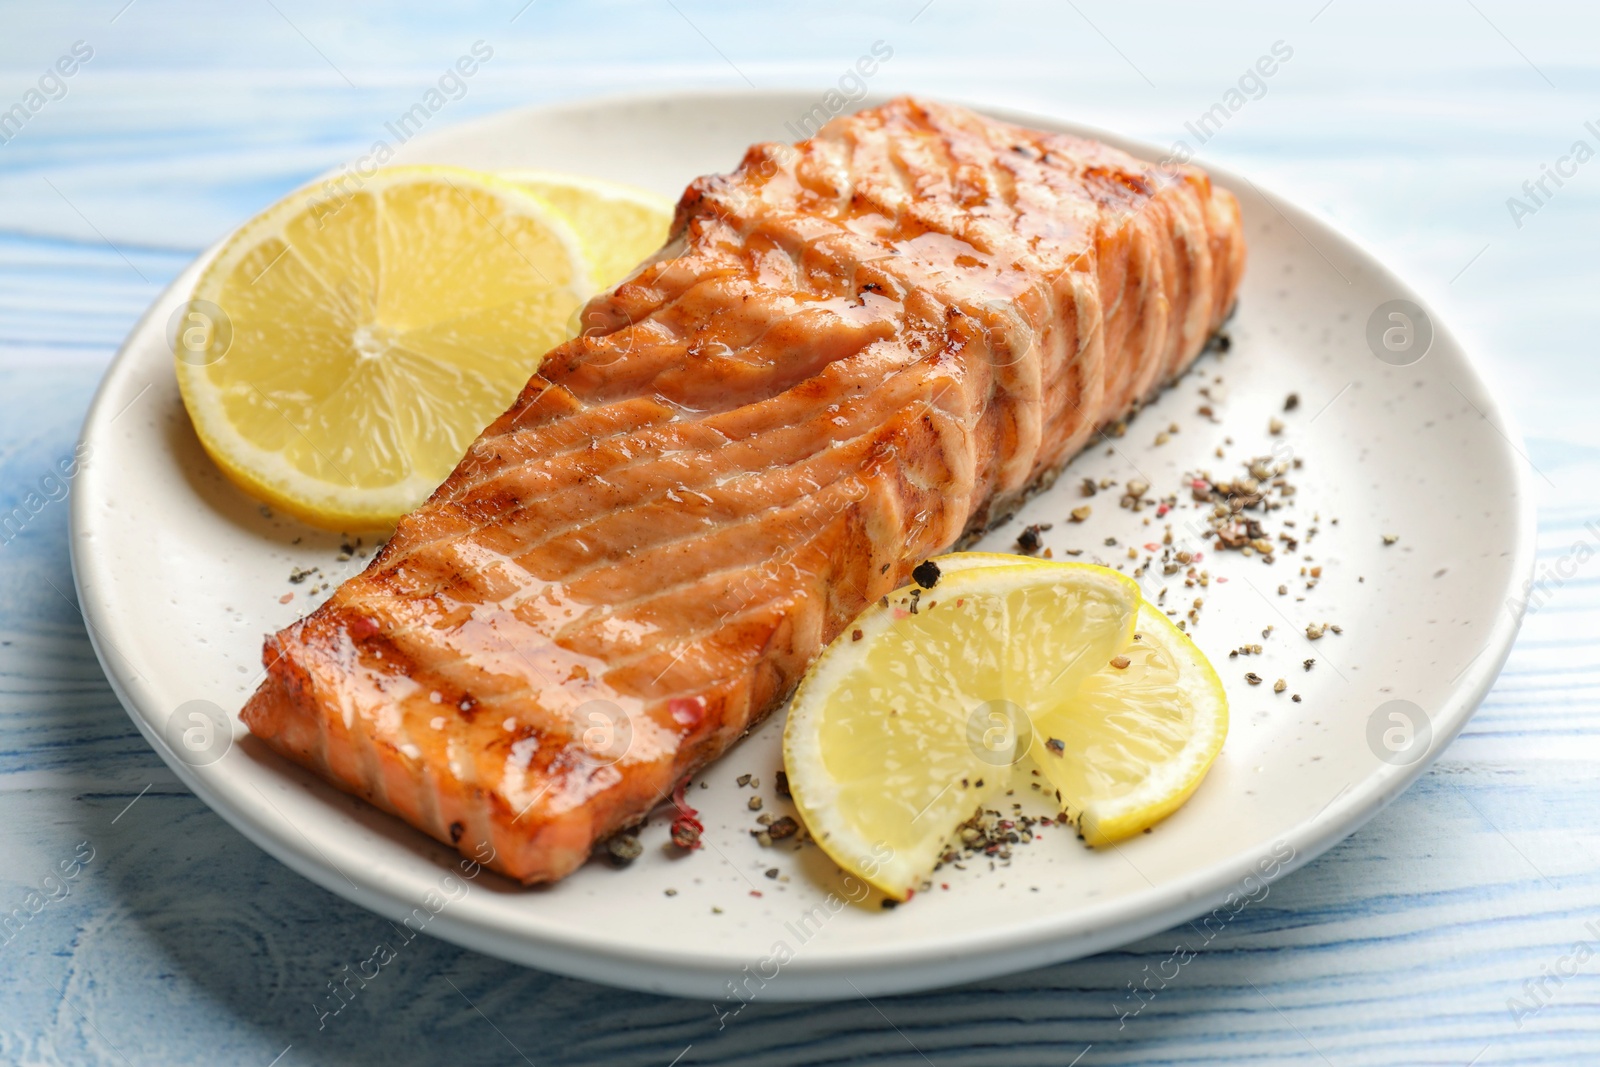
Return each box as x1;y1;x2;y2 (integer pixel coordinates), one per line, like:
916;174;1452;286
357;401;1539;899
606;833;643;865
1016;523;1053;554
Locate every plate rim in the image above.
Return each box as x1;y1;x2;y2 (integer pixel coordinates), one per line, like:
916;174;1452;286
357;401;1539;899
68;87;1538;999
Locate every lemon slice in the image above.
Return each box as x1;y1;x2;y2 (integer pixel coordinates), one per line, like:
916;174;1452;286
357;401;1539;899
1029;600;1228;846
783;558;1140;900
939;553;1228;847
499;169;674;289
174;165;593;531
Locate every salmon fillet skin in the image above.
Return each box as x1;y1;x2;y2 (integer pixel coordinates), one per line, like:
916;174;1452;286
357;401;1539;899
241;96;1246;884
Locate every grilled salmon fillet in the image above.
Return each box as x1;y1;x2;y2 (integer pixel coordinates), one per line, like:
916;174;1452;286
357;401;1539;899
241;96;1246;883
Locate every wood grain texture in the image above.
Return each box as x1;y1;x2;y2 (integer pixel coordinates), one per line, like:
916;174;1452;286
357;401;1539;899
3;1;1599;1064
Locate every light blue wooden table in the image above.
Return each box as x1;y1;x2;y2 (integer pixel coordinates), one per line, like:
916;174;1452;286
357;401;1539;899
3;2;1598;1063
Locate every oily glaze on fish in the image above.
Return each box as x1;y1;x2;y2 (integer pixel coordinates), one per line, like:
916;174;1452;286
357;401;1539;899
241;97;1246;883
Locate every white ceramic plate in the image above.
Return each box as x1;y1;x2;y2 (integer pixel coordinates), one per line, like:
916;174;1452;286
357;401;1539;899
70;90;1535;1001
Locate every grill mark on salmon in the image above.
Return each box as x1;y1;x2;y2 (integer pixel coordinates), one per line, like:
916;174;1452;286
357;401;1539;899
242;96;1246;883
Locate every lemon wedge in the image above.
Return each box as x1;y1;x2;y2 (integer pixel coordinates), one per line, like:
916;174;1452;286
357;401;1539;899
499;169;674;289
1029;600;1228;846
939;552;1228;848
782;558;1140;900
174;165;593;531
